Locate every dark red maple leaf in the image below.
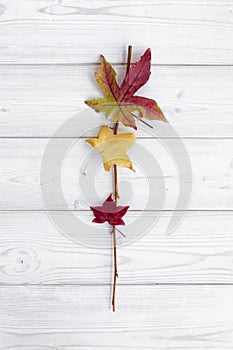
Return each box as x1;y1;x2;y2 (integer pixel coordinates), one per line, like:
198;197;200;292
90;194;129;226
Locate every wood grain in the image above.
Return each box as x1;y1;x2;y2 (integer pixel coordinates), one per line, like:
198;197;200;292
0;1;233;347
1;285;233;349
0;1;232;64
0;65;233;138
0;210;233;284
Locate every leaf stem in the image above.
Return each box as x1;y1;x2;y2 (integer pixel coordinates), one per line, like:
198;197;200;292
111;45;132;312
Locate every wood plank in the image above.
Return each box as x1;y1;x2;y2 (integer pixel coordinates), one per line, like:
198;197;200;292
1;285;233;349
1;211;233;284
0;138;232;210
0;1;232;64
0;65;233;137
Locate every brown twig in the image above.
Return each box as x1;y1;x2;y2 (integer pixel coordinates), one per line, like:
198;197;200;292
111;45;132;312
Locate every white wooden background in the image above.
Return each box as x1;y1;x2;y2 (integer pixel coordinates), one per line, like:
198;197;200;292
0;0;233;348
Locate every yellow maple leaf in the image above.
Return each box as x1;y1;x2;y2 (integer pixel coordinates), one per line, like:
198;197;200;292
86;126;136;172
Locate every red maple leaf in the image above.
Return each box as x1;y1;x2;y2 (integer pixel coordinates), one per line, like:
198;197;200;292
90;194;129;226
85;48;167;129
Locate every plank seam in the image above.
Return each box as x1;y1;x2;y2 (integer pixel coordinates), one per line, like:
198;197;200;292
1;283;233;287
1;137;233;140
0;63;232;67
0;209;233;213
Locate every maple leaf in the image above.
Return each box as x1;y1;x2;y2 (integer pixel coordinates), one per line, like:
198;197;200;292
85;48;167;129
86;125;136;172
90;194;129;226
